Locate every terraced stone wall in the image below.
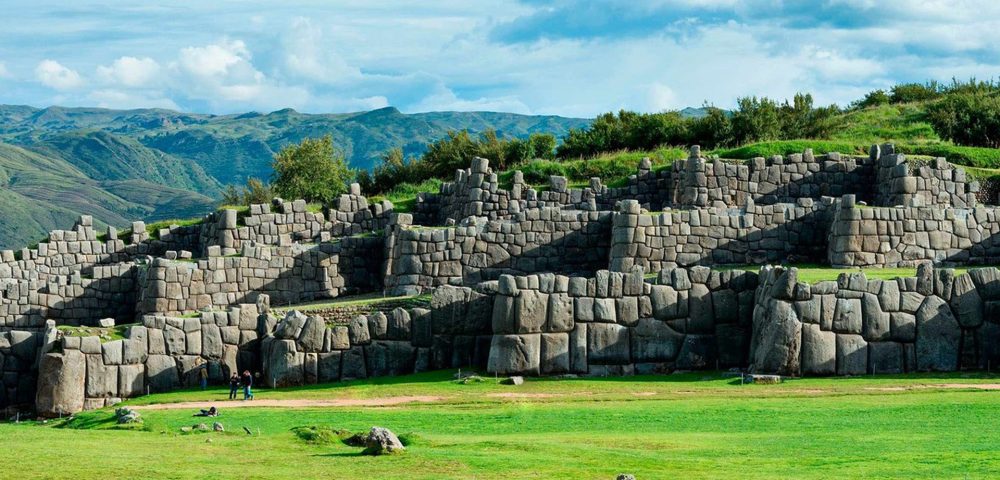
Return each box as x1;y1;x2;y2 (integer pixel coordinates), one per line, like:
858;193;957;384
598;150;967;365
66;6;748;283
827;198;1000;267
750;265;1000;376
671;147;876;208
384;207;612;295
874;146;979;208
0;326;46;413
610;199;834;273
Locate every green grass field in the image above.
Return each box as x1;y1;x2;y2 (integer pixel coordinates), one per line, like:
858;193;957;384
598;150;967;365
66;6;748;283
4;370;1000;479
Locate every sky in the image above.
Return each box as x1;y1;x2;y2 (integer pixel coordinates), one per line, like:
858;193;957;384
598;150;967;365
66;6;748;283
0;0;998;118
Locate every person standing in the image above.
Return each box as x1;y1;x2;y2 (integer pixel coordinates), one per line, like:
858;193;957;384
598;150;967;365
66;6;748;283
228;373;240;400
241;370;254;401
199;364;209;390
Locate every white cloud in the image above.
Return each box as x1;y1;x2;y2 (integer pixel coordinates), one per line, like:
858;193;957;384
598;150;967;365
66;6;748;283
96;56;161;87
410;83;531;113
35;60;83;90
87;89;179;110
647;83;678;111
0;62;9;79
282;17;361;84
176;40;251;79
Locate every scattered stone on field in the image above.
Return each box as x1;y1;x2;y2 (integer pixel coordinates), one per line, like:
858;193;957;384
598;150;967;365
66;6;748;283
502;376;524;386
617;474;637;480
195;423;209;431
115;407;142;424
98;318;115;328
213;422;225;432
180;426;192;433
748;374;782;385
364;426;405;455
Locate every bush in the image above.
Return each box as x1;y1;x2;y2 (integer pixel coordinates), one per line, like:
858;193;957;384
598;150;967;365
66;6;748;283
730;96;782;145
853;89;890;109
925;92;1000;148
271;136;353;204
889;82;942;103
712;140;867;159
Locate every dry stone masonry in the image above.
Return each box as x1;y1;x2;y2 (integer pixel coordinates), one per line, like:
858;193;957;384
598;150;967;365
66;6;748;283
3;143;1000;416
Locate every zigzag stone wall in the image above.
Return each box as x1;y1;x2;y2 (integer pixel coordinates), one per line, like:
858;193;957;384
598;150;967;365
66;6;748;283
384;208;612;295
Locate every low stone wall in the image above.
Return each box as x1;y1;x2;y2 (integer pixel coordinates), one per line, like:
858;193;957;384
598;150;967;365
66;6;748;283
874;146;979;208
610;199;833;273
261;285;493;387
384;208;612;295
827;197;1000;267
487;268;758;376
750;265;1000;376
33;301;266;416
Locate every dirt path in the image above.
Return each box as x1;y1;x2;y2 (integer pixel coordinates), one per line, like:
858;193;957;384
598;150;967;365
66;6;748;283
864;383;1000;392
132;395;447;410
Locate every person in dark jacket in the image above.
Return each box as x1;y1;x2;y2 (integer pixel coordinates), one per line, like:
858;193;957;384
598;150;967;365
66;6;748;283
228;373;240;400
241;370;254;401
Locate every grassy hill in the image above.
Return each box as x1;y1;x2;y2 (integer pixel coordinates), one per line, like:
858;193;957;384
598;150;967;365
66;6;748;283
0;105;588;249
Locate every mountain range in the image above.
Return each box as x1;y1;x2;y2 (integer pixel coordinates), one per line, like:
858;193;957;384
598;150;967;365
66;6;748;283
0;105;589;249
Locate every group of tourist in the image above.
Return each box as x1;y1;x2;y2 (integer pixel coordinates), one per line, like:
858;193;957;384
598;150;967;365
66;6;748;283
195;359;255;401
229;371;254;401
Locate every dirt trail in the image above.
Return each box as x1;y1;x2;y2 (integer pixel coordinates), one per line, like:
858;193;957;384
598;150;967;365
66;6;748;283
864;383;1000;392
132;395;447;410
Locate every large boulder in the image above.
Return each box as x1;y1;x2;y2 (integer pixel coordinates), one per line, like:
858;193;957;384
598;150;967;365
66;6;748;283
364;426;405;455
915;296;961;371
36;350;86;417
265;339;304;387
835;334;867;375
750;299;801;375
145;354;179;392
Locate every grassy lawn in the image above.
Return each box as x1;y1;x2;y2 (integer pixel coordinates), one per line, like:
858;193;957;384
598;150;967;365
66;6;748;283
4;371;1000;479
270;293;432;314
713;264;988;284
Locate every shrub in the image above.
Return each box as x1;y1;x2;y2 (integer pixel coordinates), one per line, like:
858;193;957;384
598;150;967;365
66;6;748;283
925;92;1000;148
889;82;942;103
730;96;782;145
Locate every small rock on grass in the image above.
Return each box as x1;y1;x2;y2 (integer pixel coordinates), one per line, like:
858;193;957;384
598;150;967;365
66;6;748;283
616;475;636;480
364;426;405;455
501;376;524;386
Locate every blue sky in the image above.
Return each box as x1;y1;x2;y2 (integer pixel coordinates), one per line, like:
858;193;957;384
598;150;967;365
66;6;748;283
0;0;998;117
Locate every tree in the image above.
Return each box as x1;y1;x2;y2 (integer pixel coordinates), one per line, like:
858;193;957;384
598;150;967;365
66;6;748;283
853;89;890;109
527;133;557;160
926;92;1000;148
730;96;782;145
686;106;733;149
271;135;353;203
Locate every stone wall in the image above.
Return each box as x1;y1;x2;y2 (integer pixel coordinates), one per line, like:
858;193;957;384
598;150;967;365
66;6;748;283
384;208;612;295
136;237;384;315
827;197;1000;267
750;265;1000;376
874;146;979;208
261;285;493;387
671;147;876;208
33;301;266;416
610;198;834;273
0;326;46;413
487;268;758;376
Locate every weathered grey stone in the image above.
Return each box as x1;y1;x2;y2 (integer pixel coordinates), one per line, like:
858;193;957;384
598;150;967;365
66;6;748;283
516;290;549;333
862;293;890;341
587;323;630;365
751;299;801;375
593;298;617;323
630;317;684;363
488;334;540;375
85;354;118;398
832;298;862;334
836;334;867;375
266;339;304;387
298;316;326;352
364;426;405;455
650;285;679;320
36;350;86;417
546;293;574;332
569;324;588;374
950;274;983;328
915;296;960;371
868;342;904;374
118;364;145;397
676;335;716;369
365;341;416;377
145;354;179;392
341;346;367;380
348;315;371;345
540;333;570;374
889;312;916;342
801;323;835;375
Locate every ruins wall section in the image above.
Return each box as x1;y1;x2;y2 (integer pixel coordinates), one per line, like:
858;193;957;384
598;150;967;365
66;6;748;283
827;198;1000;267
487;268;758;376
384;208;612;295
750;265;1000;376
609;199;834;273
